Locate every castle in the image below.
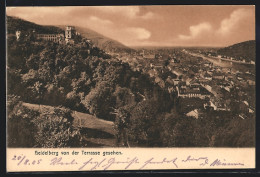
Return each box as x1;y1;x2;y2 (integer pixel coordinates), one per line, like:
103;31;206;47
14;25;95;50
16;26;80;44
36;26;79;44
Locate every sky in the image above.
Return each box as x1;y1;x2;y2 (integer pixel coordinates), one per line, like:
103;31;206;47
6;5;255;47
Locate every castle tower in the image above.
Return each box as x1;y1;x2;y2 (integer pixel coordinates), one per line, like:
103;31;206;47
65;26;76;44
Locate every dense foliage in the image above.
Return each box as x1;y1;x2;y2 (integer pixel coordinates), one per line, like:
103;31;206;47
7;95;85;147
7;34;171;120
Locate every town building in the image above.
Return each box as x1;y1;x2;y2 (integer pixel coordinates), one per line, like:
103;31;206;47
204;97;231;111
247;80;255;86
212;72;224;80
176;84;211;99
144;54;155;59
204;72;212;80
150;62;163;69
186;109;199;119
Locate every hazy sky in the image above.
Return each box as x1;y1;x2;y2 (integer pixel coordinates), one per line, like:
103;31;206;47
6;5;255;47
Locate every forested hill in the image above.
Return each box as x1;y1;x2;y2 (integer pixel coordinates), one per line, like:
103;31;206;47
6;17;175;147
7;15;132;52
75;26;133;52
217;40;255;61
6;16;63;34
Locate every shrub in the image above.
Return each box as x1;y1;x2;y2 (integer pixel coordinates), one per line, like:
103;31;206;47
31;107;85;147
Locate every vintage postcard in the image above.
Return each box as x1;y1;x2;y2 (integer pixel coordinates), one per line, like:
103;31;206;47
6;5;255;171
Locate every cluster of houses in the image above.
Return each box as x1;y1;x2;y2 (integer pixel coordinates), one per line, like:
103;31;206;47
171;52;254;119
114;48;255;121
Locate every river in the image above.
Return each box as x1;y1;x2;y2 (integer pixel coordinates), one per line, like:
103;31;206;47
188;52;255;74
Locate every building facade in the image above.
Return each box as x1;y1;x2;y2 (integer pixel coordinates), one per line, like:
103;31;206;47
176;84;211;99
35;26;77;44
36;34;65;43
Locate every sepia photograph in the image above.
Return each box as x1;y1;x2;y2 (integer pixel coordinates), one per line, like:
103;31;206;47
6;5;255;150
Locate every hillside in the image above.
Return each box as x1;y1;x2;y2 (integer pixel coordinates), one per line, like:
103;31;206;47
6;16;63;34
7;15;132;52
73;26;132;52
217;40;255;61
22;102;116;147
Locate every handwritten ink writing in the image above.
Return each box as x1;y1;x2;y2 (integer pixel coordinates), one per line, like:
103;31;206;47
50;157;78;166
139;157;178;169
182;155;209;166
210;159;244;166
78;158;106;170
10;154;247;170
101;157;140;170
12;154;42;166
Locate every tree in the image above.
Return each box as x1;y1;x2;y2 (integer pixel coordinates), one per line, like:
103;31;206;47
113;86;136;108
82;81;115;120
27;81;46;104
114;108;130;147
128;99;161;146
42;83;66;106
7;95;39;147
213;117;255;147
64;90;84;111
25;54;40;70
31;107;84;147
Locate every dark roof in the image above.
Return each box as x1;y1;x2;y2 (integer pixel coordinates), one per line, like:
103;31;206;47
204;73;212;77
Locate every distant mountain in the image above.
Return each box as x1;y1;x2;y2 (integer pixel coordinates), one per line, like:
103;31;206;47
217;40;255;61
74;26;132;52
7;16;132;52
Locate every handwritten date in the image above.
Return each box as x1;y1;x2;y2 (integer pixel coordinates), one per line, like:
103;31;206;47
12;155;42;166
